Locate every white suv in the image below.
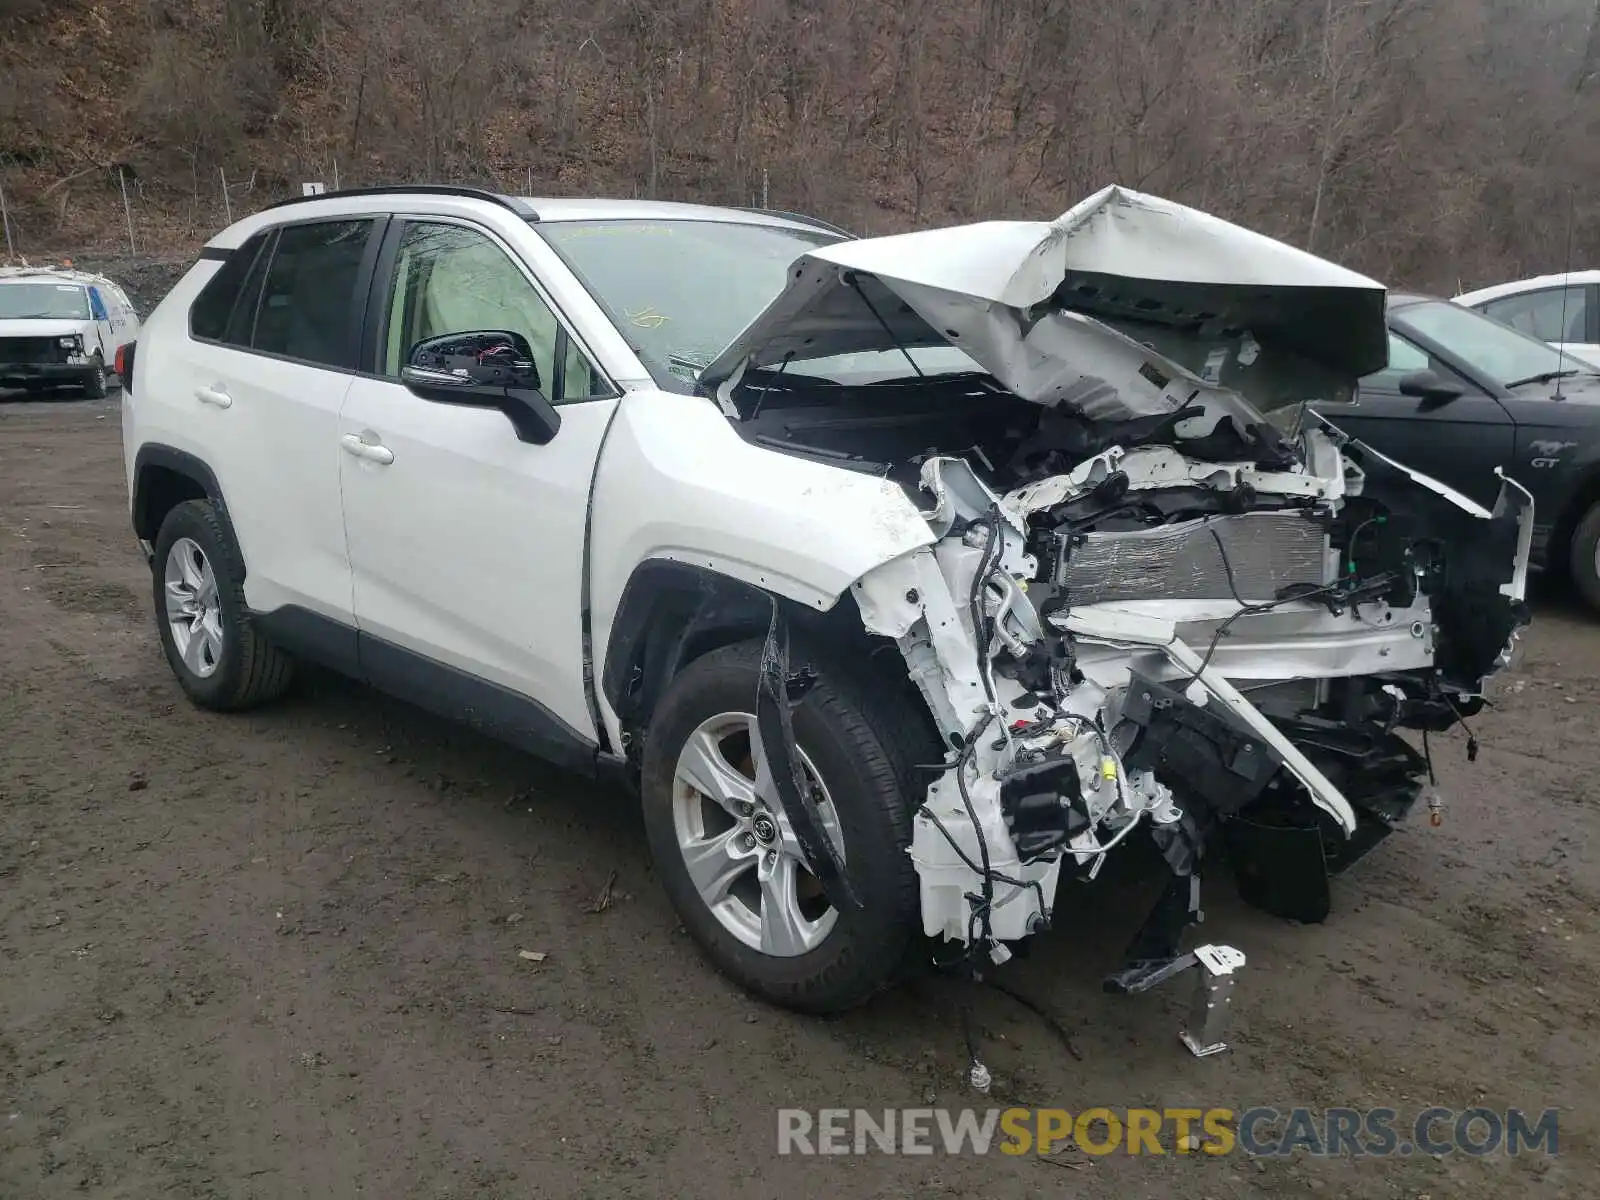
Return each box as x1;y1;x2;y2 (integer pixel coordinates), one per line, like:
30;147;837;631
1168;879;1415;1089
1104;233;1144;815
122;185;1532;1020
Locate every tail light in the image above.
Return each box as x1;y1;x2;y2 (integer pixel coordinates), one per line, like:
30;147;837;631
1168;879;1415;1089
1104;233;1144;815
115;341;136;393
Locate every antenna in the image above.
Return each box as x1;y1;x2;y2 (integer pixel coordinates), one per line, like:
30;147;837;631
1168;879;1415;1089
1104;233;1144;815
1554;186;1576;400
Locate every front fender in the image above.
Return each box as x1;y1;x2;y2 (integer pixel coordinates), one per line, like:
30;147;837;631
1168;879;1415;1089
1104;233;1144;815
587;389;936;742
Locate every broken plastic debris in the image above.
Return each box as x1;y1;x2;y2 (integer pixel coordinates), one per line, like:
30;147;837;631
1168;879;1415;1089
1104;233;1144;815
518;950;547;963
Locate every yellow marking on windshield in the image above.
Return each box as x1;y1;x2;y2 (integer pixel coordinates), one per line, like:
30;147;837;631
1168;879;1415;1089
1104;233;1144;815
626;306;669;328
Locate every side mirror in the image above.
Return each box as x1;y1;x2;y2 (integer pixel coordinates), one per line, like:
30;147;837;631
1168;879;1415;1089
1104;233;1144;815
400;330;561;445
1397;369;1464;407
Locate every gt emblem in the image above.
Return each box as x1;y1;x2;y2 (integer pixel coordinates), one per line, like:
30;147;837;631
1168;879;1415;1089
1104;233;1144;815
1529;439;1576;469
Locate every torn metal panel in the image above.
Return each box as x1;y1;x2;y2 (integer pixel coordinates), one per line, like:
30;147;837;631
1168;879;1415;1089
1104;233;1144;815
1058;605;1359;835
1068;599;1436;684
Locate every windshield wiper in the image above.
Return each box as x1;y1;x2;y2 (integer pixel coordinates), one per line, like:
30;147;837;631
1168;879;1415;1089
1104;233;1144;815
1504;369;1582;389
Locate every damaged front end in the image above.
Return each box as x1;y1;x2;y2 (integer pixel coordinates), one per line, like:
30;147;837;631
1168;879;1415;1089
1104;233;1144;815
701;186;1533;1045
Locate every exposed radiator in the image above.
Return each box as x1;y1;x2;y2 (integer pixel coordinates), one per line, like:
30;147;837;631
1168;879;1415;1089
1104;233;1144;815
1055;511;1329;605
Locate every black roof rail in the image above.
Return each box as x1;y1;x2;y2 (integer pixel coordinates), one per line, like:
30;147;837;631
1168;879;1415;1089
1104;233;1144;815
734;207;854;239
259;185;539;221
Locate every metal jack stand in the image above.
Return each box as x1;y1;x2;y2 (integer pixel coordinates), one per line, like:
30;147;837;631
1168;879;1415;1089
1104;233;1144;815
1179;944;1246;1057
1102;872;1247;1057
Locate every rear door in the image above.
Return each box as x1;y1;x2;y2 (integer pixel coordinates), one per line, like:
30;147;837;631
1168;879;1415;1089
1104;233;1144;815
1316;330;1516;509
171;217;384;624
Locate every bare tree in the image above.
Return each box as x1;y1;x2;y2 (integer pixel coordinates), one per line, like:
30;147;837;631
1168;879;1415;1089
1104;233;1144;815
4;0;1600;286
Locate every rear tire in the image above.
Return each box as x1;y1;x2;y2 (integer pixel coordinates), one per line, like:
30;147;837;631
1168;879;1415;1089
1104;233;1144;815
82;356;108;399
1568;502;1600;612
640;637;931;1013
152;499;294;710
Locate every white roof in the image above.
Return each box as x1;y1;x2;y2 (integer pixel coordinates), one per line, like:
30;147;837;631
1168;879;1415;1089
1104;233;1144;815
0;266;110;288
203;191;843;250
1456;270;1600;306
520;197;838;231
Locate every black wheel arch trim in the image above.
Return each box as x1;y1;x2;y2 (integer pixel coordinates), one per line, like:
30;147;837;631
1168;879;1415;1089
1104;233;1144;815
132;444;229;543
600;559;879;750
1548;458;1600;572
601;561;778;736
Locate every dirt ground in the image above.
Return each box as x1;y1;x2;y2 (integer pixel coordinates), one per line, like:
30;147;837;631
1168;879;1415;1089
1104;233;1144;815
1;394;1595;1199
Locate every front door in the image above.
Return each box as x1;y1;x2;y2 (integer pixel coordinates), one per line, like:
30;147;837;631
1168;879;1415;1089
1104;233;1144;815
338;217;621;749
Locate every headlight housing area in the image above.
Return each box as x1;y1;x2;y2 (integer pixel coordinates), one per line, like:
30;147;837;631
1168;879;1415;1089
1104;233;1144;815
58;335;81;349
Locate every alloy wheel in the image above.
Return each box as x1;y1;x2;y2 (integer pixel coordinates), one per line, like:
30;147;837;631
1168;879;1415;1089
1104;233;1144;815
163;537;224;679
670;711;845;957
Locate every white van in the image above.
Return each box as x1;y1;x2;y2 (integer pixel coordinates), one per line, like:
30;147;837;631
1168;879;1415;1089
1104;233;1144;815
0;267;141;397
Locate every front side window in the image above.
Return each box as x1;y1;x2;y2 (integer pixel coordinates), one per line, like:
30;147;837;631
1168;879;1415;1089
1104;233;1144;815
252;220;374;368
1358;332;1431;391
381;221;609;401
1482;286;1587;345
1398;300;1600;389
0;282;90;320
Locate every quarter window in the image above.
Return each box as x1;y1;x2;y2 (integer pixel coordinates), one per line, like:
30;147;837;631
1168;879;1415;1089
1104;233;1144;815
190;230;273;345
380;221;610;401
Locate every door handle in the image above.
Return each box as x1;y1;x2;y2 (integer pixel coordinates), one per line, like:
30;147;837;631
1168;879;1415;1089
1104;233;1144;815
195;384;232;409
341;433;394;465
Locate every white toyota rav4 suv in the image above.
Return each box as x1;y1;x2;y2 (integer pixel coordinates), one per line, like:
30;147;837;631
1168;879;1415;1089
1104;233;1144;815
121;184;1532;1029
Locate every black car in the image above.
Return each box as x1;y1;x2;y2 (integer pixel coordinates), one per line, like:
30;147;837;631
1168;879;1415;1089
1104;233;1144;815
1313;293;1600;607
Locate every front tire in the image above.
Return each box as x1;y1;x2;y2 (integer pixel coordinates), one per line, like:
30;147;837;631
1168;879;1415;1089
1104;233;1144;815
1569;501;1600;611
152;499;294;710
82;356;108;399
640;638;927;1013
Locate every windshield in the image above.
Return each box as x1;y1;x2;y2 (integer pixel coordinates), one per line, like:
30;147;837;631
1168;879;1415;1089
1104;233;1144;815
538;218;980;389
1397;299;1599;387
0;282;89;321
538;219;837;386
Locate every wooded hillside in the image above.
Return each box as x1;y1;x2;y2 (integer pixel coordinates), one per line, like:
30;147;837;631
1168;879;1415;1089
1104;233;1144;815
3;0;1599;290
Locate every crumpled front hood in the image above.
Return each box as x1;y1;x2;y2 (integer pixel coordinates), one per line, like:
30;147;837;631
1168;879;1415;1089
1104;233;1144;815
0;319;89;340
701;185;1388;417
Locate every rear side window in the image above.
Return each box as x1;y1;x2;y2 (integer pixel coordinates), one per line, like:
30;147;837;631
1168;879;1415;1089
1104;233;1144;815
252;220;373;369
1481;286;1588;345
190;231;272;343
